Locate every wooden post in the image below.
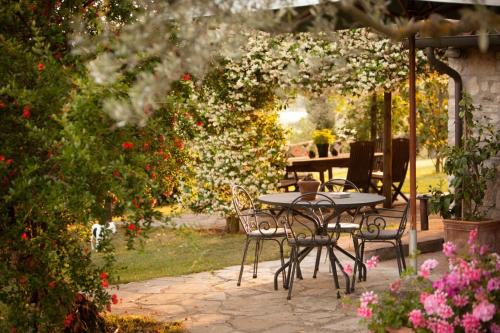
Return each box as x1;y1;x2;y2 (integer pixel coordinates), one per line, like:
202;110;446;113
383;91;392;208
409;33;418;272
370;92;377;141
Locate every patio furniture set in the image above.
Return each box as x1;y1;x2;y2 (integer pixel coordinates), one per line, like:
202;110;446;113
280;138;410;204
232;177;409;300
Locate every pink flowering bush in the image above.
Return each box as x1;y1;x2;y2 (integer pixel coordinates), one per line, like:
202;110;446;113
358;229;499;332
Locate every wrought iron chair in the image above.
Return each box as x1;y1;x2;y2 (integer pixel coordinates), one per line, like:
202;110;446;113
231;185;287;287
312;179;362;279
346;141;375;193
283;193;350;299
353;203;409;280
371;138;410;203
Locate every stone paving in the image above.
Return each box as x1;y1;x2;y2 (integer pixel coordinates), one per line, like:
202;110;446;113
111;250;447;333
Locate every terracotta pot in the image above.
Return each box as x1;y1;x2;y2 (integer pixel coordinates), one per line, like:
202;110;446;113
442;218;500;254
297;179;320;201
316;143;329;157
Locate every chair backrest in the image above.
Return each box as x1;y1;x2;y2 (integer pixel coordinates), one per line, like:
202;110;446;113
320;178;360;193
346;141;375;192
372;138;384;172
231;185;258;234
284;193;341;243
392;138;410;183
359;203;410;239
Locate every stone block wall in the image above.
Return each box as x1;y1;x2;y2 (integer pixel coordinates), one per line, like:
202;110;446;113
447;47;500;219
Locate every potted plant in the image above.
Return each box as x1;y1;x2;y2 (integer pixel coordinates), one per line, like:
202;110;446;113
357;229;500;333
297;173;320;200
430;95;500;253
312;129;335;158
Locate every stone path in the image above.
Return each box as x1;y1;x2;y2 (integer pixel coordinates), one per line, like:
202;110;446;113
111;251;447;333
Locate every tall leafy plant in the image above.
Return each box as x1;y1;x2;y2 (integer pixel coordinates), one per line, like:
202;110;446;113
443;94;500;220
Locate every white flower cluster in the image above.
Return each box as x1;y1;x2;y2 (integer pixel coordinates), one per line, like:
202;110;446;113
179;28;418;215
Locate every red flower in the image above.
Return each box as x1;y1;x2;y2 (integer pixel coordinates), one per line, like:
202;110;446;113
150;172;157;179
21;232;28;240
63;313;74;328
175;138;184;150
6;159;13;165
112;170;121;178
37;63;45;72
142;143;150;151
19;276;28;285
145;164;151;172
128;224;136;231
22;105;30;119
101;279;109;288
0;101;5;109
137;228;142;235
157;134;165;143
181;73;192;81
48;281;57;288
0;155;4;161
121;141;134;150
111;294;118;304
100;272;108;280
196;121;203;127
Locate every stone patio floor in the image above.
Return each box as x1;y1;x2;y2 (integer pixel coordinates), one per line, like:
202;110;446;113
111;250;447;333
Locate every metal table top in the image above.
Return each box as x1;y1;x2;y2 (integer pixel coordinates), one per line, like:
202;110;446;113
258;192;385;209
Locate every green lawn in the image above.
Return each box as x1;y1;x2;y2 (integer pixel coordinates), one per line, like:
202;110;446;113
93;227;289;284
327;158;447;195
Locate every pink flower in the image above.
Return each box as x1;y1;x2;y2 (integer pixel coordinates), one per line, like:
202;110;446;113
343;263;353;275
487;277;500;292
357;305;372;319
360;291;378;306
472;300;496;322
423;291;447;316
419;259;438;279
420;292;430;305
437;304;453;319
462;313;480;333
442;241;457;257
21;232;28;240
468;228;478;245
426;318;454;333
453;294;468;307
408;309;425;328
366;256;379;269
491;323;500;333
479;245;489;255
389;279;401;293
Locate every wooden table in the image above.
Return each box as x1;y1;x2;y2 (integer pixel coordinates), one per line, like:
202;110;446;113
287;152;383;183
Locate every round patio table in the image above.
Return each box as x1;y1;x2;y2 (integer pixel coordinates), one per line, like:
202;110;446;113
258;192;385;209
258;191;385;293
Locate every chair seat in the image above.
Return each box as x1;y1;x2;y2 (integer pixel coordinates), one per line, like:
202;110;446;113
354;229;400;240
288;235;335;246
249;228;287;238
327;222;359;231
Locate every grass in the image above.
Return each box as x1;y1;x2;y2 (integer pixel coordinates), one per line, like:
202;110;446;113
326;158;447;195
93;227;289;284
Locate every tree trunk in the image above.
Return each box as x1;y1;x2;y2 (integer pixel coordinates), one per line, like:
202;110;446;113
226;215;240;233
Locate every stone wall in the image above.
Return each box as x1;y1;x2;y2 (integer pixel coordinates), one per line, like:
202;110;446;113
447;47;500;219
